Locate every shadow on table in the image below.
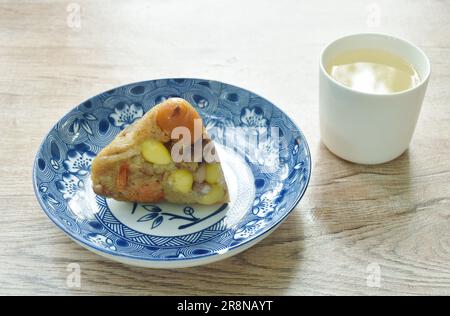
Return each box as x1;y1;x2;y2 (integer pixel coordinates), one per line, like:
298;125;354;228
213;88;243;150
69;213;304;295
310;142;413;232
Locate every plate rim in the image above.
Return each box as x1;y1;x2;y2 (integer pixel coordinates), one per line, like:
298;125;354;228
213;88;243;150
32;77;312;265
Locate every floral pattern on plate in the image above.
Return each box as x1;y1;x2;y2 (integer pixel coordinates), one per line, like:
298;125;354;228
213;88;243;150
33;78;311;268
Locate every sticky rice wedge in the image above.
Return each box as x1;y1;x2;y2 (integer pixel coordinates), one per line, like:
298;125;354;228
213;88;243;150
91;98;229;205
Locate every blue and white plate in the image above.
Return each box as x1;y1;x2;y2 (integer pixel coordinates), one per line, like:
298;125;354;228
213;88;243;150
33;78;311;268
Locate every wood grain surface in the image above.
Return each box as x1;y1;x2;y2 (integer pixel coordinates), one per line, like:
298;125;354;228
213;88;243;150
1;0;449;295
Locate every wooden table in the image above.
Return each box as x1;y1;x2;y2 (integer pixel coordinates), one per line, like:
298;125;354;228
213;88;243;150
1;0;449;295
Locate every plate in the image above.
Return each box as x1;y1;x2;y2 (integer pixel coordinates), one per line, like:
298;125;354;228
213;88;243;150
33;78;311;268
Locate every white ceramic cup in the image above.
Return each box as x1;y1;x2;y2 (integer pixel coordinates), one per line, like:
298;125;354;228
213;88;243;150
319;33;431;164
